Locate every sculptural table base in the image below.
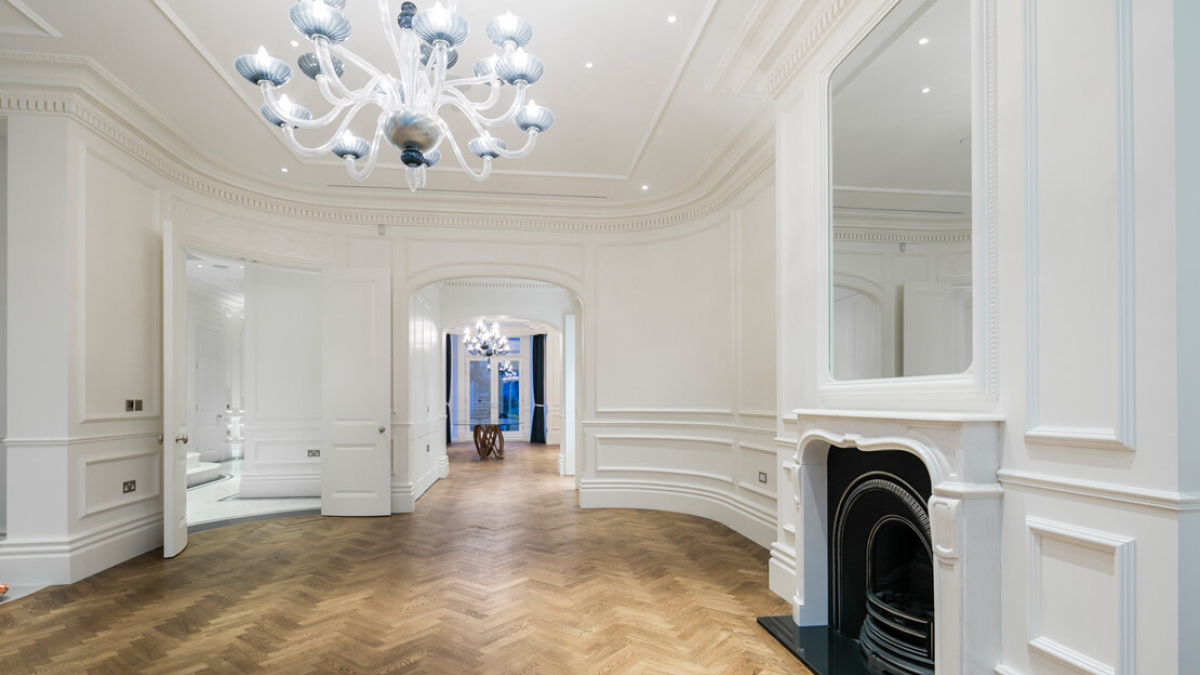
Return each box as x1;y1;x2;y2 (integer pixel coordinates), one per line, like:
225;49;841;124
472;424;505;460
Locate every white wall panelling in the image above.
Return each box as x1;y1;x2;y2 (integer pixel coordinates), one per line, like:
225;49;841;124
1023;0;1137;453
1025;517;1136;675
238;264;322;498
0;132;7;537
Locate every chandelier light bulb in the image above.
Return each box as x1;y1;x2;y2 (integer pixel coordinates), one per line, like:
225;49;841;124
238;0;552;191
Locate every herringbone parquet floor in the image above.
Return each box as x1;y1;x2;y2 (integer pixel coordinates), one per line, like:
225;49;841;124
0;442;806;674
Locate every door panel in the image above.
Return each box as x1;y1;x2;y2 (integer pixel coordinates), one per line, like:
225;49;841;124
468;360;491;426
498;362;520;431
162;221;188;557
321;269;391;517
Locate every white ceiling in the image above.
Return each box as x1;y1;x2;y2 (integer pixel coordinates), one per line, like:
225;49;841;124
3;0;774;205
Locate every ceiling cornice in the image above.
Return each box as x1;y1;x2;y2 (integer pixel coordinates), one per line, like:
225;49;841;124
0;51;777;234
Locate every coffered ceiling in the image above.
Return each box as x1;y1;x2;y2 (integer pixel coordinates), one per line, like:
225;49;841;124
1;0;792;206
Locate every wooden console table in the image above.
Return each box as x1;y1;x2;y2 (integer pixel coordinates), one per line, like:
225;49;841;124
472;424;505;460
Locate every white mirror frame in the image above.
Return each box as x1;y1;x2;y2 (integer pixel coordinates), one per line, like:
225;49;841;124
774;0;998;413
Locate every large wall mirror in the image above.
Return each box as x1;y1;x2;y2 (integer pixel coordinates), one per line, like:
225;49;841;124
829;0;972;380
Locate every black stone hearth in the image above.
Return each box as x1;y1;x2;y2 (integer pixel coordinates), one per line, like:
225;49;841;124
758;617;872;675
761;447;935;675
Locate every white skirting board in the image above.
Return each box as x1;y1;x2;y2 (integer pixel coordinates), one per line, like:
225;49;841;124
579;479;775;548
0;512;162;586
237;474;320;498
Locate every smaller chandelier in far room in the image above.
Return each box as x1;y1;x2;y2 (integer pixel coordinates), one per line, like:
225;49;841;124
464;318;509;358
235;0;554;192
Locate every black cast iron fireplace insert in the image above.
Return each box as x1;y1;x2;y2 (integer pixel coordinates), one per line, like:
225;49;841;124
760;447;934;675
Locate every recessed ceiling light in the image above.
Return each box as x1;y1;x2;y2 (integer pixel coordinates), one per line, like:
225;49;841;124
918;37;930;45
667;15;677;23
920;87;931;94
212;264;229;269
281;167;289;172
641;184;649;191
197;264;203;268
290;40;300;47
585;61;594;69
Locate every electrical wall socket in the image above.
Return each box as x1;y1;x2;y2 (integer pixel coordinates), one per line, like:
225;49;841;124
122;480;136;493
758;471;768;484
124;399;144;412
307;449;320;457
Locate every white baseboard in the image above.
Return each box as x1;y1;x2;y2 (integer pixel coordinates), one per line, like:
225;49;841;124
237;473;320;498
579;478;775;547
438;455;449;478
769;547;796;603
391;482;415;513
412;466;440;502
0;512;162;586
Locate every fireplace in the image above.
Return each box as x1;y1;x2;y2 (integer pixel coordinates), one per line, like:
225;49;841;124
829;448;935;675
759;411;1003;675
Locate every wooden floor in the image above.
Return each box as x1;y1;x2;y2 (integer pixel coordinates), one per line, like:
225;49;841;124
0;442;805;674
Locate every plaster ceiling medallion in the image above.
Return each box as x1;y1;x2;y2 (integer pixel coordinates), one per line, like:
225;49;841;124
235;0;554;192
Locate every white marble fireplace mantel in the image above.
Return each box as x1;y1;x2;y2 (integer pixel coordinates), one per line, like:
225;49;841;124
790;409;1005;675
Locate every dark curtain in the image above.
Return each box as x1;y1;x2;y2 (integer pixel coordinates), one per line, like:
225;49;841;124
530;333;547;444
445;333;453;444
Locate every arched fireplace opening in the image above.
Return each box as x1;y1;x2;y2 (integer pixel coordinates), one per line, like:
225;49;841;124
829;447;934;675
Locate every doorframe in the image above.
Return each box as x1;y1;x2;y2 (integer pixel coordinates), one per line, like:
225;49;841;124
162;228;334;545
404;272;586;481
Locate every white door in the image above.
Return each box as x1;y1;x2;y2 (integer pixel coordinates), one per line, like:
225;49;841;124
902;280;957;376
321;268;391;516
162;220;189;557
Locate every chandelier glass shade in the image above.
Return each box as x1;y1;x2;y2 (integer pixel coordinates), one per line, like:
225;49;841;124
235;0;554;192
463;318;509;358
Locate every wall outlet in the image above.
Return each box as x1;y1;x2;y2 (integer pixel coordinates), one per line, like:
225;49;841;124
122;480;136;493
125;399;135;412
758;471;768;484
426;444;430;452
307;449;321;458
134;399;143;411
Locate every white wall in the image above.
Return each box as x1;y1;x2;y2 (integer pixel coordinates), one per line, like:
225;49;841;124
239;264;322;498
0;130;7;537
2;116;163;584
581;177;780;547
769;0;1194;671
185;281;243;463
0;60;781;588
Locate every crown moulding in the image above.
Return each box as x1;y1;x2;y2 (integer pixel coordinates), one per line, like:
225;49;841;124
0;52;776;235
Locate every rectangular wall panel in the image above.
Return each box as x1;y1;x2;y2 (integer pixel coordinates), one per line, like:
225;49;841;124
1026;0;1135;450
82;148;161;421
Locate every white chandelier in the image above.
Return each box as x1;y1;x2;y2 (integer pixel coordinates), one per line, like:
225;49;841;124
235;0;554;192
463;318;509;358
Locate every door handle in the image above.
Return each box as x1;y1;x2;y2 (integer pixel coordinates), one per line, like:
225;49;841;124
175;433;189;444
379;425;386;434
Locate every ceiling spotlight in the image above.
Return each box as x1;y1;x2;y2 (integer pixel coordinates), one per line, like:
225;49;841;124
585;61;594;69
281;167;289;172
667;15;677;23
920;87;931;94
641;184;649;191
290;40;300;47
918;37;930;45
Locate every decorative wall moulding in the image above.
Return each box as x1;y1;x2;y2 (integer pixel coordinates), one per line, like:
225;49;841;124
999;469;1200;513
1025;516;1136;675
765;0;854;98
0;54;777;234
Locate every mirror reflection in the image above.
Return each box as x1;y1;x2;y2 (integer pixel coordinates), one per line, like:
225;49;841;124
829;0;972;380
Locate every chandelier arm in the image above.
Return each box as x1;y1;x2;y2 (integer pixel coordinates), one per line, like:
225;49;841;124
311;39;366;102
436;82;526;129
438;83;504;116
278;99;377;157
440;124;494;182
261;81;383;129
344;123;388;181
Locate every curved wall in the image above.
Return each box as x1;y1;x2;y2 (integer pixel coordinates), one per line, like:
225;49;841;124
0;64;782;586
